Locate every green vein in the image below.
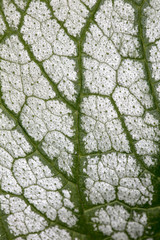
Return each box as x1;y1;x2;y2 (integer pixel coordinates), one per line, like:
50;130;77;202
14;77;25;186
75;0;104;239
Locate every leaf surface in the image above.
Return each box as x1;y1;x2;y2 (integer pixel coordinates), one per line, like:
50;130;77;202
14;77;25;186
0;0;160;239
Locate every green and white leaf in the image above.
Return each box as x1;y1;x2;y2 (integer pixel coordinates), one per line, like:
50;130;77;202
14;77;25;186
0;0;160;239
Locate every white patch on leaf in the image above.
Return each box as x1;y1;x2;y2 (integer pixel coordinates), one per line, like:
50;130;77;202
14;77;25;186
2;0;20;29
26;226;72;240
83;57;116;95
14;0;27;10
44;56;77;101
0;15;6;35
81;96;130;153
0;36;55;113
84;153;153;206
118;60;153;109
13;156;77;226
50;0;89;36
143;0;160;43
91;205;147;239
21;6;77;101
20;97;74;175
0;195;48;236
95;0;140;58
84;24;121;70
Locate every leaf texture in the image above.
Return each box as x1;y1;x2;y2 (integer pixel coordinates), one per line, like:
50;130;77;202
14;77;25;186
0;0;160;239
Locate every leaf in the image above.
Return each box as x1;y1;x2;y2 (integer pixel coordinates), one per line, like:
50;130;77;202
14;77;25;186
0;0;160;239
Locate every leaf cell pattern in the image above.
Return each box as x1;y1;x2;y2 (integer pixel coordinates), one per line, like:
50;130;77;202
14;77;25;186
0;0;160;239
